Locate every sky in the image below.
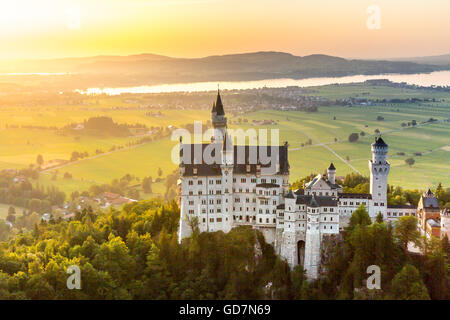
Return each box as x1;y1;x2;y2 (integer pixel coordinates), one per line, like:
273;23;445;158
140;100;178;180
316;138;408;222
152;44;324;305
0;0;449;60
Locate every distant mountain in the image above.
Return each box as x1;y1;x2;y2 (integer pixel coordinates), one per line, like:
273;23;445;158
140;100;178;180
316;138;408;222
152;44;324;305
1;51;448;89
388;53;450;66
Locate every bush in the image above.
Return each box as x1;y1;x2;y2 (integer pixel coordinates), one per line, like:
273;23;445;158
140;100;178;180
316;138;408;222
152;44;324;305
348;133;359;143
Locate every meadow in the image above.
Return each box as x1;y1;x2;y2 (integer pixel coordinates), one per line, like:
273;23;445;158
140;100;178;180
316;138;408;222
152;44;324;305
0;83;448;197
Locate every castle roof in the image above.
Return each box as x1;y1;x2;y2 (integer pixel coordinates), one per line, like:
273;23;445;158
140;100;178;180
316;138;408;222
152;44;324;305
256;183;280;188
338;193;372;199
373;137;388;147
215;89;225;116
426;218;440;228
294;194;338;207
286;190;295;199
328;163;336;170
305;174;341;190
180;143;289;176
387;204;416;209
211;101;216;113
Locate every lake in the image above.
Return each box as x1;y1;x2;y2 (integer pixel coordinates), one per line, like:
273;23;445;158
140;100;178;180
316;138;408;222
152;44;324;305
77;70;450;95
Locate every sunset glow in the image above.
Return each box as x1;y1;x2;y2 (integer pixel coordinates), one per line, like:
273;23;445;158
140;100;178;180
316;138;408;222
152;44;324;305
1;0;449;60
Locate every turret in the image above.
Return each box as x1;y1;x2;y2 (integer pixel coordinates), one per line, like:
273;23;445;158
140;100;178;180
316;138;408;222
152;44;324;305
327;163;336;184
211;89;227;143
369;137;390;219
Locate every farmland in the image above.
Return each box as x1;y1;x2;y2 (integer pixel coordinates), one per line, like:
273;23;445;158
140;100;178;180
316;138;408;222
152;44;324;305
0;82;448;197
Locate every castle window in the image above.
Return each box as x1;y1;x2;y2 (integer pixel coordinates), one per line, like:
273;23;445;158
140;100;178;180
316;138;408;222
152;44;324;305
202;209;206;214
203;218;206;222
202;200;206;205
324;217;327;221
217;199;221;204
324;208;327;212
273;190;276;195
251;178;257;183
324;225;327;229
330;226;333;229
189;200;194;205
209;180;214;184
271;179;276;183
273;219;276;223
239;188;242;193
330;208;333;212
259;218;262;223
246;188;249;193
233;178;236;183
241;178;246;183
330;217;333;221
273;200;277;205
326;192;329;196
188;210;194;214
188;180;193;185
210;218;214;222
199;191;203;195
216;180;221;184
374;202;378;206
189;191;193;195
217;218;222;222
198;180;202;185
380;202;384;206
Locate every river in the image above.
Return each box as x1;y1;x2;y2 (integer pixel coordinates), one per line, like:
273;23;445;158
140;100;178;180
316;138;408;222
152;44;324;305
77;70;450;95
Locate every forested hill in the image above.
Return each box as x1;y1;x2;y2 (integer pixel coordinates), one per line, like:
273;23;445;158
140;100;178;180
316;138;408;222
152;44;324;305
0;199;448;300
0;52;447;88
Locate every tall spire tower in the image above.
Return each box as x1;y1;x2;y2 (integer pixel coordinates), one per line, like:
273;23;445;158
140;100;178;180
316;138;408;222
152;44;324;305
211;88;227;143
369;137;390;218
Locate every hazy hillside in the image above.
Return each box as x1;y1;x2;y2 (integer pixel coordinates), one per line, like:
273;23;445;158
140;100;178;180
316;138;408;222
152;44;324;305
0;52;448;89
389;54;450;66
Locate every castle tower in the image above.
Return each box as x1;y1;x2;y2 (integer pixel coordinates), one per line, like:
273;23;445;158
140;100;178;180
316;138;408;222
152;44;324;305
304;196;321;279
327;163;336;185
369;137;390;219
211;89;227;143
280;190;298;266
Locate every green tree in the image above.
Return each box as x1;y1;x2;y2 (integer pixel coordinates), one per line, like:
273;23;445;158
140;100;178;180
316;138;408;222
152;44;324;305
394;216;421;254
348;133;359;143
347;204;371;232
390;264;430;300
376;212;383;223
405;158;415;167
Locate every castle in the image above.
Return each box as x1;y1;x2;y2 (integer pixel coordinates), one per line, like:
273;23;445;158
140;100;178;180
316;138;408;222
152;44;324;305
178;91;447;279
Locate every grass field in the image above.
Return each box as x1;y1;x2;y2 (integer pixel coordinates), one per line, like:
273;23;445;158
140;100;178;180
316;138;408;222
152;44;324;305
1;83;448;196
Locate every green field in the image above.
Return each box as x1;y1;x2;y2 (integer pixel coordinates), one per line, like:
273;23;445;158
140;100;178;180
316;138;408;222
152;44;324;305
0;83;448;196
